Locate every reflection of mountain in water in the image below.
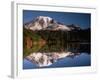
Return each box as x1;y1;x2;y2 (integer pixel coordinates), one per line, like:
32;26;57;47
25;43;90;67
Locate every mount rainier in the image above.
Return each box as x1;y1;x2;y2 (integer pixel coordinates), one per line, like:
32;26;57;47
24;16;81;31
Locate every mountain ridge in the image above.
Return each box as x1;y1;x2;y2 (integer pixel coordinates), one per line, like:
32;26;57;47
24;16;81;31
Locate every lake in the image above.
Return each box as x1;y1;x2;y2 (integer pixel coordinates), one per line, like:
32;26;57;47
23;43;91;69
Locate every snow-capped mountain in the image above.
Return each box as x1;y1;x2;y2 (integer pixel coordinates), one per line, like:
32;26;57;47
24;16;81;31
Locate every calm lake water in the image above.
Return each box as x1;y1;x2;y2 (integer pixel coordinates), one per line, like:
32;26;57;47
23;43;91;69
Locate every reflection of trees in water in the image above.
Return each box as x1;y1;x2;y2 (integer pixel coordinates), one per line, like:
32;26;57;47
39;42;90;54
36;29;90;54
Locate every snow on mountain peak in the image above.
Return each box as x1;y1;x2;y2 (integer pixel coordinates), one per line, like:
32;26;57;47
36;16;53;22
24;16;56;30
24;16;80;31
